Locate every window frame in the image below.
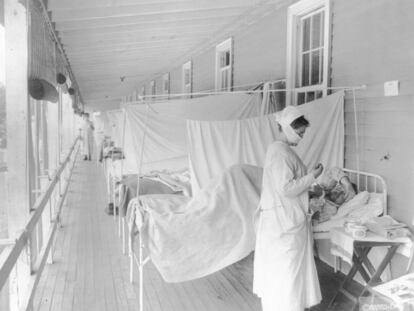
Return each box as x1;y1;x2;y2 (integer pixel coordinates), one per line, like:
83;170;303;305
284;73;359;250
215;38;233;92
162;73;170;97
182;60;192;96
150;80;156;98
286;0;331;105
140;85;145;99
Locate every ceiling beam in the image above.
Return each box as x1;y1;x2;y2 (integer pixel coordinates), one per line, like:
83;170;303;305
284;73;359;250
61;28;217;45
65;43;195;58
48;0;190;11
71;58;180;70
62;35;207;51
50;0;259;22
57;17;230;36
54;9;244;31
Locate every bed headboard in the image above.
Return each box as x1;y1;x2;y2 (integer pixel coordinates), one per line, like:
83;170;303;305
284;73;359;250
343;168;387;215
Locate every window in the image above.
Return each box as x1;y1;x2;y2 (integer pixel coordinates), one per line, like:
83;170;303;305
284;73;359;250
150;80;156;98
140;86;145;99
215;38;233;92
286;0;331;105
162;73;170;97
182;61;192;97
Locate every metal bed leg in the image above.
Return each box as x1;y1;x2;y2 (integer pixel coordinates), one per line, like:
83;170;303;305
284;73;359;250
122;218;126;255
118;211;122;237
129;251;134;283
139;234;144;311
113;178;117;222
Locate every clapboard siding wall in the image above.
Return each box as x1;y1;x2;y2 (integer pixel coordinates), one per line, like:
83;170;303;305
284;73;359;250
192;48;216;93
331;0;414;275
170;66;182;95
331;0;414;221
233;4;290;87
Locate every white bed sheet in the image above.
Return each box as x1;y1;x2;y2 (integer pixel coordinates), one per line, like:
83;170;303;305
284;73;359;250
130;164;263;282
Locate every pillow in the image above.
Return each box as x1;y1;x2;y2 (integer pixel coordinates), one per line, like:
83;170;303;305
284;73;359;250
367;193;386;210
330;191;370;220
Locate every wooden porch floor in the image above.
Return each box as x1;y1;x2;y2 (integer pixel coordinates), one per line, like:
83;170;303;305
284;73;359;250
33;158;359;311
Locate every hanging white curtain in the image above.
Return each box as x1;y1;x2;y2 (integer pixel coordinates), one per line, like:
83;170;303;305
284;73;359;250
187;91;345;193
125;93;263;174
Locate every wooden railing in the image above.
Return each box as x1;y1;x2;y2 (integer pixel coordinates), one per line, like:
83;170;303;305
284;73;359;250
0;136;80;311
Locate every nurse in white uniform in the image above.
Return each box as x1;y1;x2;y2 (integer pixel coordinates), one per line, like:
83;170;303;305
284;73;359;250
81;113;94;160
253;106;323;311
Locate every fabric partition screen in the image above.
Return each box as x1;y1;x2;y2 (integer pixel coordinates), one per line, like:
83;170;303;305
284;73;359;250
106;109;138;174
106;110;123;147
187;91;345;193
125;93;262;174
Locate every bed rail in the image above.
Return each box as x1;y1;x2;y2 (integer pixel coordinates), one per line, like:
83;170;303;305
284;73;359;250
343;168;387;215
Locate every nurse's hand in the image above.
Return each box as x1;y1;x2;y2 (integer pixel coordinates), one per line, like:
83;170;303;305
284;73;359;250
311;163;324;179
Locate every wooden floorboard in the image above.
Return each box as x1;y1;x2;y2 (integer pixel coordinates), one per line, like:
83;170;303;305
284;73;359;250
33;157;363;311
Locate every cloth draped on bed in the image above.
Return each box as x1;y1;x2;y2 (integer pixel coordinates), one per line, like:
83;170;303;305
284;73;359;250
118;170;191;216
130;164;263;283
187;91;345;194
124;93;262;174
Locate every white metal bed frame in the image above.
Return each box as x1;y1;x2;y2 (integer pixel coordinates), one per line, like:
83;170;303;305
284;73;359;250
313;168;387;240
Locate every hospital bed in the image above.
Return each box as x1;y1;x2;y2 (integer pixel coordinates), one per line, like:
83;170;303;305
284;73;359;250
313;168;387;240
126;164;263;311
312;168;388;275
116;169;191;253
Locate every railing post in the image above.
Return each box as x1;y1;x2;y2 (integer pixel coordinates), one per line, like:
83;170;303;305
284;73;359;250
4;0;31;310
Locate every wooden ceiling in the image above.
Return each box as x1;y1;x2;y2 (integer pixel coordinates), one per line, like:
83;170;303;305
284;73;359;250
48;0;283;107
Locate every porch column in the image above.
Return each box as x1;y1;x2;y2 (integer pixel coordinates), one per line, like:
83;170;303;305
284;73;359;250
4;0;31;310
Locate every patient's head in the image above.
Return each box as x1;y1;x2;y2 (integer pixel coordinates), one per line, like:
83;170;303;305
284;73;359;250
326;179;357;206
326;188;346;205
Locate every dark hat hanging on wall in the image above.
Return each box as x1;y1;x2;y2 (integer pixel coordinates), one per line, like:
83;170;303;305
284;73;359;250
28;78;59;103
56;73;67;85
68;87;76;95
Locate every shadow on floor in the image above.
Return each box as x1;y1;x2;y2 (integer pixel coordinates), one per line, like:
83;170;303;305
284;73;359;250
312;258;363;311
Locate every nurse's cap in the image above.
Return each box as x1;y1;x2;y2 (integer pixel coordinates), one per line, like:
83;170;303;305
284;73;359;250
274;106;304;128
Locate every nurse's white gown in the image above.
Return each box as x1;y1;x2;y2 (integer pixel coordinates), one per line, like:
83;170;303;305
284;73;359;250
253;141;321;311
81;119;94;159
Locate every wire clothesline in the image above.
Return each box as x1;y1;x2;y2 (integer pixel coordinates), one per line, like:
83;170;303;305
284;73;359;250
124;84;367;106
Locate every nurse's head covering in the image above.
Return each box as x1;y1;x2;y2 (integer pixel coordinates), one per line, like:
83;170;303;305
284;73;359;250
275;106;305;145
274;106;303;128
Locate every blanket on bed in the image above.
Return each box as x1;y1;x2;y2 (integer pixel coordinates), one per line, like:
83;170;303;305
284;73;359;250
134;164;263;282
118;174;181;216
119;169;191;216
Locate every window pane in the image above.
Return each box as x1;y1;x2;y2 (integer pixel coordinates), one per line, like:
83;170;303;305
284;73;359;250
220;51;230;68
320;51;324;83
312;13;322;49
302;17;311;52
221;70;228;89
311;50;320;85
306;91;315;103
320;11;325;46
301;52;310;86
297;92;306;105
315;90;323;99
184;70;190;85
220;53;225;68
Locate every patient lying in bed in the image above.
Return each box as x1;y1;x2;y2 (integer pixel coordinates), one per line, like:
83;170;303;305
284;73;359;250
310;167;357;224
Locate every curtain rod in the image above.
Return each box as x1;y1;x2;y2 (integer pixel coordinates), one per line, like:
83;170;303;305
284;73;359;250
125;85;367;106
